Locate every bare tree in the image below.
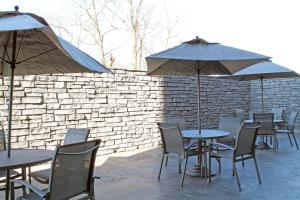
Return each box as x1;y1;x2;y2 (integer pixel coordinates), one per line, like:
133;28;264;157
50;0;183;69
114;0;152;69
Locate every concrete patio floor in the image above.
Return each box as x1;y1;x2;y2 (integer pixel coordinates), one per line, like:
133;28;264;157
2;134;300;200
94;135;300;200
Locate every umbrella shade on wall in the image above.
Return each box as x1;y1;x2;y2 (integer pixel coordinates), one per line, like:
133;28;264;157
220;61;299;112
0;8;111;157
146;36;270;131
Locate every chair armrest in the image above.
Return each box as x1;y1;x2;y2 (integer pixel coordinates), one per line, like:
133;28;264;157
93;175;101;180
184;141;199;149
209;142;234;150
10;179;47;198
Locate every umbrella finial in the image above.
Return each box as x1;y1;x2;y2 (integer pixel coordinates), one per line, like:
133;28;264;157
14;5;19;12
183;37;218;45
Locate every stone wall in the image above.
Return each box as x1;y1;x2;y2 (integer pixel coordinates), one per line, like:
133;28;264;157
0;69;249;155
250;77;300;129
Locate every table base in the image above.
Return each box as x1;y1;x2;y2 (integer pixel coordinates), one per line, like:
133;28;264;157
256;142;273;149
186;164;216;178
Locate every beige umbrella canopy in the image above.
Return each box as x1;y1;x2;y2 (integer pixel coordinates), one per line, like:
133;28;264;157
0;7;111;157
146;36;270;130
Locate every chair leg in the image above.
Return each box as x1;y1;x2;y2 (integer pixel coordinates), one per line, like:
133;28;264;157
241;156;245;167
292;133;299;150
22;167;26;195
209;153;212;183
158;155;165;181
165;155;168;167
10;181;15;200
90;178;96;200
253;157;261;184
181;158;188;187
28;167;33;185
217;158;221;174
273;135;277;152
178;158;182;174
233;162;241;192
287;133;293;147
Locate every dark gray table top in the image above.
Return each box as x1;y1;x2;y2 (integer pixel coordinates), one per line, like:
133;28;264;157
182;129;230;140
0;149;53;170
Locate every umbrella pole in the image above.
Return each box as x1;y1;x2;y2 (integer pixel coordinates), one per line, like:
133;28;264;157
7;31;17;158
197;69;201;133
260;77;264;113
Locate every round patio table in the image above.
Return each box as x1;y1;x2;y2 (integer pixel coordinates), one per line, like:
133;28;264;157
0;149;53;200
182;129;230;178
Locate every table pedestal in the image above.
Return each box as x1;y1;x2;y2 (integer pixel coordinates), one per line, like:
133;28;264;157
256;142;273;149
256;136;274;149
186;164;216;178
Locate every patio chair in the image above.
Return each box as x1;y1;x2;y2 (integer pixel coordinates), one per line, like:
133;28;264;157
10;140;101;200
271;108;283;121
216;117;243;168
248;110;254;120
29;128;90;184
234;109;244;120
254;113;277;152
218;117;242;146
165;118;190;166
166;118;187;130
209;122;261;192
276;111;298;150
0;128;23;192
157;122;198;187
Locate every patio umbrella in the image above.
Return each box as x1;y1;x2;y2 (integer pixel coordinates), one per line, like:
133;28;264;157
0;7;111;157
221;61;299;112
146;36;270;131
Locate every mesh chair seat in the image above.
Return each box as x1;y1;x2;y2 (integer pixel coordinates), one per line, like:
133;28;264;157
30;169;50;183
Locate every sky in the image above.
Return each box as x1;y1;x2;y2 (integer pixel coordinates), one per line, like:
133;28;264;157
1;0;300;73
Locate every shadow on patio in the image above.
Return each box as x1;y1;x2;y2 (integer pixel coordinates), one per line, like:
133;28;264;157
94;135;300;200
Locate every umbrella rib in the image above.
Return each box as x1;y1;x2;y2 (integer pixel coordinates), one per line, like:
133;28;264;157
15;31;26;62
16;47;58;64
3;32;12;63
0;56;10;64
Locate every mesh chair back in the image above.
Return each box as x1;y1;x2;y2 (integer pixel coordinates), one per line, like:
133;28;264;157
218;117;242;143
287;111;298;130
253;113;274;136
0;128;6;151
271;108;283;120
235;123;260;157
48;140;100;200
64;128;90;145
166;118;186;130
235;109;244;119
157;122;184;155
